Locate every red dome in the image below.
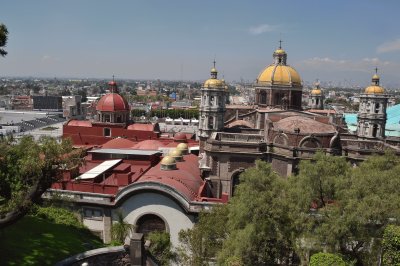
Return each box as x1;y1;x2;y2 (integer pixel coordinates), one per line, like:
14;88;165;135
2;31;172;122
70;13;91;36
96;93;129;112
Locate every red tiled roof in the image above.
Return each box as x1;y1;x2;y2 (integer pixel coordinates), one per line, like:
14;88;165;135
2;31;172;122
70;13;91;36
127;123;156;131
136;154;203;201
132;139;164;150
67;120;93;127
274;115;336;134
102;138;136;149
96;93;129;112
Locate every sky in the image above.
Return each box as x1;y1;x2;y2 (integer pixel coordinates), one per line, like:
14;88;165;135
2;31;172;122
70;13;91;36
1;0;400;87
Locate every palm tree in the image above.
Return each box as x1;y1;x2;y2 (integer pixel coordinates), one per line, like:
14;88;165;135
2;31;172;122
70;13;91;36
0;24;8;57
111;210;135;245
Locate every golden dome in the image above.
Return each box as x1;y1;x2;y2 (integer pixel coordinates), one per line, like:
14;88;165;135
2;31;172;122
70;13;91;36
257;65;302;86
203;78;224;88
365;85;384;94
274;48;286;55
211;67;217;73
311;88;322;95
169;149;182;157
176;143;188;150
160;156;176;166
372;74;380;80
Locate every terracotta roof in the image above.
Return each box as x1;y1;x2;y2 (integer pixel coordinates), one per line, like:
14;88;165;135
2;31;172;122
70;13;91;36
66;120;93;127
96;93;129;112
274;115;336;134
132;139;164;150
136;154;203;201
173;132;188;141
127;123;156;131
102;138;136;149
226;120;254;128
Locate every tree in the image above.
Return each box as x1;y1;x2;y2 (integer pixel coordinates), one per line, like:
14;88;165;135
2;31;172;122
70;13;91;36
0;136;80;229
217;161;294;265
0;23;8;57
177;205;228;266
382;225;400;265
178;161;295;265
147;231;175;265
111;210;135;245
289;151;400;265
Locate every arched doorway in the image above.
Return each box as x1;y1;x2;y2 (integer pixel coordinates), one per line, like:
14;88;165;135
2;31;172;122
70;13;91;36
136;214;166;236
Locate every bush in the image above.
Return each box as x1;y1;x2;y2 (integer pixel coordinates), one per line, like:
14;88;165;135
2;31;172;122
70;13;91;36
30;205;83;228
147;231;175;265
382;225;400;265
310;252;347;266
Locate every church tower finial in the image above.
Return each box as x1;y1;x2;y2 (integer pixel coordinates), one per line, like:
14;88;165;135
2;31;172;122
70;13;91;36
279;39;283;49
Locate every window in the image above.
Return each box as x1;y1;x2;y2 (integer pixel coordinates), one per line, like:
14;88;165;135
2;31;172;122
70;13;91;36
375;103;380;114
83;208;103;220
104;127;111;137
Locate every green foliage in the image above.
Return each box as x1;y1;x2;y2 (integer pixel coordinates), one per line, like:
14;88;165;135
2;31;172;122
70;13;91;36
111;210;134;245
0;215;103;266
289;151;400;265
30;205;83;228
147;231;175;265
218;161;294;265
310;252;347;266
382;225;400;265
0;136;78;223
0;23;8;57
178;205;228;266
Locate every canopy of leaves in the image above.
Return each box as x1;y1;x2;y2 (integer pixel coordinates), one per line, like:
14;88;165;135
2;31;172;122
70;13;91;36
309;252;348;266
147;231;175;265
289;151;400;265
382;225;400;265
0;136;80;229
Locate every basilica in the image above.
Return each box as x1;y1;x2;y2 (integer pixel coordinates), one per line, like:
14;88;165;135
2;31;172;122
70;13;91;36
198;45;399;197
48;44;400;246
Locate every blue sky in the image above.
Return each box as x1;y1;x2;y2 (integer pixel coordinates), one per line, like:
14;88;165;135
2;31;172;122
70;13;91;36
1;0;400;86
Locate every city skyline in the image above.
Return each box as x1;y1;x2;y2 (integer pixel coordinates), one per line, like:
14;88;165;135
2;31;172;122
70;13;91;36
1;0;400;86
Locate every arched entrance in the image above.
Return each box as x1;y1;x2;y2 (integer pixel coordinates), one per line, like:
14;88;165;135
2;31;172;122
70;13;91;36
136;214;166;236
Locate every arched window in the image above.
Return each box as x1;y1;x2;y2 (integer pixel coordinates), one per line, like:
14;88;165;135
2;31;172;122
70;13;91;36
136;214;166;236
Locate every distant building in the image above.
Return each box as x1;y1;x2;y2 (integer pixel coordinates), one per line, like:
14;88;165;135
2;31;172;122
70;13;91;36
32;95;63;111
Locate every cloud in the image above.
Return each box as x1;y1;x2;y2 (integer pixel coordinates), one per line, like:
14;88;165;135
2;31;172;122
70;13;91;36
41;55;51;61
248;24;279;35
299;57;393;72
377;38;400;53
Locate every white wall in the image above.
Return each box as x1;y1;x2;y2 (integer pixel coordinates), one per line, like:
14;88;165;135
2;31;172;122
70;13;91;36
116;192;196;247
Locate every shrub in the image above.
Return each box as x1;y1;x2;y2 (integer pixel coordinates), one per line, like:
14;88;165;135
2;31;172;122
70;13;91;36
30;205;83;227
310;252;347;266
147;231;175;265
382;225;400;265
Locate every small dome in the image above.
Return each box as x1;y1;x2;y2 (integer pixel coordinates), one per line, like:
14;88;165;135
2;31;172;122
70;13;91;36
160;156;177;170
203;78;224;88
372;74;380;80
274;48;286;55
161;156;176;165
257;65;302;86
169;149;183;161
96;93;129;112
311;88;322;95
176;143;189;155
210;67;218;73
365;85;385;94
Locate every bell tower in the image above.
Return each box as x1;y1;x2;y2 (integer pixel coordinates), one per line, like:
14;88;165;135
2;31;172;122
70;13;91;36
357;69;389;139
198;61;227;151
